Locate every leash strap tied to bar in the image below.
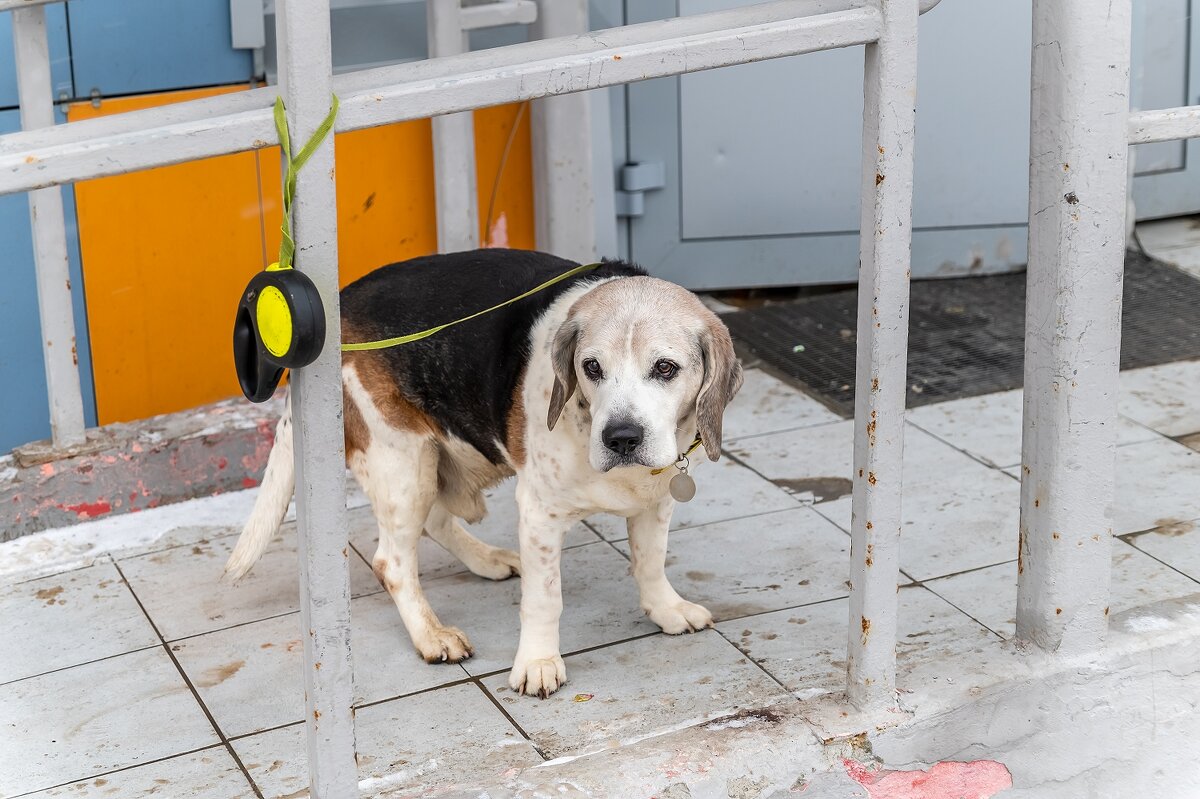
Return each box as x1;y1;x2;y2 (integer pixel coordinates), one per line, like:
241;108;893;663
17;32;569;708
342;262;603;352
274;95;339;271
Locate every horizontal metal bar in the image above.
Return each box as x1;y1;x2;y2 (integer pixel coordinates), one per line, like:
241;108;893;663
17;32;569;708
460;0;537;31
0;0;61;11
0;0;880;195
1128;105;1200;144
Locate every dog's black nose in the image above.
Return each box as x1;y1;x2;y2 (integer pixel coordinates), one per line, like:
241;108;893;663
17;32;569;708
602;422;644;456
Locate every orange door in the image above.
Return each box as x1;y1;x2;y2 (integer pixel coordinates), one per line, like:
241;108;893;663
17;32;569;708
73;86;533;424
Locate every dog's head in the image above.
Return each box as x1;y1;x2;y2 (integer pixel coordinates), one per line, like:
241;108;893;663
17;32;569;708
547;276;744;473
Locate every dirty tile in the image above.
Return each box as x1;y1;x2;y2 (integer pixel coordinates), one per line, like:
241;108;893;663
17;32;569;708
172;592;470;738
482;630;791;758
118;526;380;641
723;368;842;440
907;389;1157;469
717;586;999;701
0;647;218;797
233;683;540;798
1125;518;1200;583
1008;437;1200;536
778;424;1021;580
347;481;599;580
728;420;853;505
586;455;803;541
926;540;1200;638
611;507;851;622
442;542;655;677
1118;360;1200;438
19;746;253;799
0;561;158;684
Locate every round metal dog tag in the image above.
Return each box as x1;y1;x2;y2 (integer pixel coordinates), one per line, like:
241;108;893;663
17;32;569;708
669;472;697;503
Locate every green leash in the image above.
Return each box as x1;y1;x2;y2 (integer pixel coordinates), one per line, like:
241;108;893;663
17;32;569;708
232;95;339;403
274;95;339;271
341;262;603;352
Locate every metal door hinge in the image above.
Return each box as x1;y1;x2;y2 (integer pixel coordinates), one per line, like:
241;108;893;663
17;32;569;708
615;161;665;218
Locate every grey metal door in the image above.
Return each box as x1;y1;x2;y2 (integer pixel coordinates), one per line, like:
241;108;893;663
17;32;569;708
623;0;1199;289
1132;0;1200;219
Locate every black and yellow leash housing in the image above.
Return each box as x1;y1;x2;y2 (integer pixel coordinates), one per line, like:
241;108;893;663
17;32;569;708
233;262;325;402
233;95;338;403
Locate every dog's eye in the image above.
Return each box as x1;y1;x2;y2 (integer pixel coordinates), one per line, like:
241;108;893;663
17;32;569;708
582;358;604;380
654;359;679;380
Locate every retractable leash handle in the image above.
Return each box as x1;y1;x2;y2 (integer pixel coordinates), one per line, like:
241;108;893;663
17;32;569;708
233;96;338;403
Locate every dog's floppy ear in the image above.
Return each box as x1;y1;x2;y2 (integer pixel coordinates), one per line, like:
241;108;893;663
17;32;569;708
547;317;580;430
695;316;744;460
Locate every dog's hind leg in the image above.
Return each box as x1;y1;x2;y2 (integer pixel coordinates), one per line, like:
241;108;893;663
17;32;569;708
424;503;520;581
350;432;472;663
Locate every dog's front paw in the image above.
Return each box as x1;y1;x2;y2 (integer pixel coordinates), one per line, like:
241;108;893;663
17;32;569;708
509;655;567;698
646;600;714;634
472;547;521;581
415;625;473;664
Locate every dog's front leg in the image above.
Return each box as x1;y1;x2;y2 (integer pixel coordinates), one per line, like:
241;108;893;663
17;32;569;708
627;499;713;634
509;485;572;698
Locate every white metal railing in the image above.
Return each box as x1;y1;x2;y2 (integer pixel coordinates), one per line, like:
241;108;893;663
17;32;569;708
9;2;85;449
1013;0;1199;656
5;0;1198;795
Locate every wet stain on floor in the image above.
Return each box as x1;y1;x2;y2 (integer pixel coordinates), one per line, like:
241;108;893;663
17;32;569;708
771;476;853;503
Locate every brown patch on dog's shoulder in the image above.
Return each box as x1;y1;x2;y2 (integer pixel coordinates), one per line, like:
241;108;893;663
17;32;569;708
342;326;441;437
343;385;370;456
506;368;528;466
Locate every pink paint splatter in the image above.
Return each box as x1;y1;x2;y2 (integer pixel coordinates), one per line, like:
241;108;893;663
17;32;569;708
39;463;55;478
485;212;509;248
62;499;113;519
844;759;1012;799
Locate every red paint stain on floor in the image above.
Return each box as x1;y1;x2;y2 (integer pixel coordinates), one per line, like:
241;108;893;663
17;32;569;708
844;758;1012;799
62;499;113;519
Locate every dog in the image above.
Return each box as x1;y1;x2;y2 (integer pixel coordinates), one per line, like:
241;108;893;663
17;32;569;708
225;248;743;698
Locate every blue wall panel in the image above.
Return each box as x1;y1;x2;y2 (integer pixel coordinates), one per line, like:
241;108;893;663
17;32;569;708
66;0;251;97
0;5;73;109
0;109;97;453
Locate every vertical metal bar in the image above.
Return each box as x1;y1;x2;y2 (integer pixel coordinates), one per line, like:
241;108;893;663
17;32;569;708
13;5;86;449
274;1;357;796
846;0;918;712
428;0;480;252
1016;0;1131;655
531;0;596;261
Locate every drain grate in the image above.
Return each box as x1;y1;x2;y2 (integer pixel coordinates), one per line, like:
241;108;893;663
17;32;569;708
721;251;1200;417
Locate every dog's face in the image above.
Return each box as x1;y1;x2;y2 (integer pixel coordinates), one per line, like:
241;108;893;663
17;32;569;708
547;276;744;473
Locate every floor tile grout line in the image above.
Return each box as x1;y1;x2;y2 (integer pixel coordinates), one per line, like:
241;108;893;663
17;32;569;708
919;582;1009;641
4;742;230;799
724;414;850;446
592;504;835;548
462;631;666;682
8;556;113;587
915;558;1017;585
0;642;163;689
1116;535;1200;588
352;669;476;712
111;560;266;799
712;624;798;698
904;418;1026;476
226;718;304;742
468;677;546;759
714;593;849;626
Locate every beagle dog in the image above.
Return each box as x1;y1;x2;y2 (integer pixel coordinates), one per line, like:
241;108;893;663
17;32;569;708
225;248;743;698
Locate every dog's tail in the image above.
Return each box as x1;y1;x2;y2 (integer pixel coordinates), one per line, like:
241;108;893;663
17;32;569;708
224;402;295;581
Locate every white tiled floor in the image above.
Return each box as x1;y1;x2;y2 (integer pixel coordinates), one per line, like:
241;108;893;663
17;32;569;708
5;348;1200;796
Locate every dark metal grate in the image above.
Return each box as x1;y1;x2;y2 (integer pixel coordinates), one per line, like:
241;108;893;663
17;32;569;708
721;251;1200;417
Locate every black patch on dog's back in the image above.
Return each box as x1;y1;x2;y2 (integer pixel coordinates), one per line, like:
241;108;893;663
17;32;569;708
340;249;645;463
